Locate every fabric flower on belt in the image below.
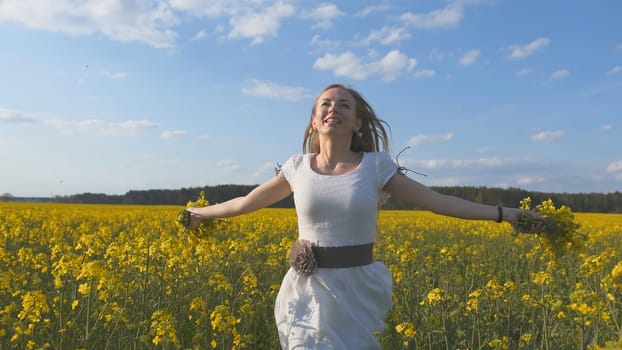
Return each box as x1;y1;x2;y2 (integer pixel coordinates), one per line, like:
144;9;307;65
288;239;317;276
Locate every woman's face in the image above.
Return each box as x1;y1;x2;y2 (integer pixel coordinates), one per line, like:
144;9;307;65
311;87;361;138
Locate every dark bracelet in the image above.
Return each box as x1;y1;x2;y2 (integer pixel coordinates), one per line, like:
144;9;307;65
496;206;503;223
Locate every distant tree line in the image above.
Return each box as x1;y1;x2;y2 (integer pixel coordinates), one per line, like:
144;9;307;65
384;186;622;213
53;185;295;208
52;185;622;213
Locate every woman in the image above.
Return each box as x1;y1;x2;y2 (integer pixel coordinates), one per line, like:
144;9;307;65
185;83;543;349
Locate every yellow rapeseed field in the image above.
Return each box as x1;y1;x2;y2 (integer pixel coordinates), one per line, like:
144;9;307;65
1;202;621;349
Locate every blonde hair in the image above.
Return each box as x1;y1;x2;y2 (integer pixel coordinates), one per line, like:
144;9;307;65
302;83;391;154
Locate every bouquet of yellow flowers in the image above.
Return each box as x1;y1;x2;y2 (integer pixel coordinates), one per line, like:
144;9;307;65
515;197;587;257
175;191;221;241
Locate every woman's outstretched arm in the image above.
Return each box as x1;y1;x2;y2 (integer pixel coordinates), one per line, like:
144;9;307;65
185;173;292;227
383;173;542;231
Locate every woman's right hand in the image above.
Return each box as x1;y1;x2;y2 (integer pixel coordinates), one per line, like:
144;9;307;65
184;207;204;229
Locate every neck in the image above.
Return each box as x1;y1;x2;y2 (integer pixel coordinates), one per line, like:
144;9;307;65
317;137;354;164
316;139;360;168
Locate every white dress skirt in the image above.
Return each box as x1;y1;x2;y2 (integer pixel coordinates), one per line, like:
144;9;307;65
274;263;392;349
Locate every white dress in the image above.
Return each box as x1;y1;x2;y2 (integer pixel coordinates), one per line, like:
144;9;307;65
275;152;398;349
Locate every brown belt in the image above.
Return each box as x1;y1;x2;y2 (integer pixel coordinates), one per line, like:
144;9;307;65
288;239;374;276
313;243;374;268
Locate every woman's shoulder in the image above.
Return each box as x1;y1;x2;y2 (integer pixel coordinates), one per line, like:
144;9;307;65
287;153;308;162
363;151;398;172
363;151;393;162
283;153;309;170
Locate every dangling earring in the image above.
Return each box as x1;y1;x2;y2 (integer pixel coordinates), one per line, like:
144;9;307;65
309;128;314;135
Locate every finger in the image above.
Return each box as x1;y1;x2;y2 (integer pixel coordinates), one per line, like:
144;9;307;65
530;222;543;233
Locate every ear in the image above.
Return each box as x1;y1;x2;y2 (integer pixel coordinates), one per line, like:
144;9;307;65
310;113;318;130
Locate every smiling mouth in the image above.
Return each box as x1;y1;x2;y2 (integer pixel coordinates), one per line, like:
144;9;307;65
323;117;341;125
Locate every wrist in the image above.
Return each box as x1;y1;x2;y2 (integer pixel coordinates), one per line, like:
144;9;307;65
496;206;503;223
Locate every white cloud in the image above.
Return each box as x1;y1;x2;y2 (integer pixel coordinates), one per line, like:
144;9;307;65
218;159;240;172
0;0;179;48
516;68;533;76
313;50;415;81
407;132;454;147
354;5;390;17
113;120;158;134
228;2;294;45
169;0;263;17
360;26;411;46
429;48;454;62
161;130;188;139
616;43;622;52
601;124;613;131
406;157;512;170
170;0;303;48
607;65;622;76
302;3;344;29
549;69;570;80
606;160;622;173
459;49;480;66
414;69;436;78
400;4;463;29
474;147;495;154
250;161;278;181
46;118;158;136
314;52;368;80
531;130;565;142
0;108;37;124
517;175;545;185
2;108;159;137
191;29;208;41
310;35;341;49
506;37;550;59
228;3;294;45
407;59;418;72
373;50;413;81
241;79;311;101
392;156;603;192
169;0;216;15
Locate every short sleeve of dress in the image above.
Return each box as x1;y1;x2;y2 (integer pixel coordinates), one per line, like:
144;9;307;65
280;154;303;191
376;152;399;188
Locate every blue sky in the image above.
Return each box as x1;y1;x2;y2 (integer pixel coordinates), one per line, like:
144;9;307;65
1;0;621;197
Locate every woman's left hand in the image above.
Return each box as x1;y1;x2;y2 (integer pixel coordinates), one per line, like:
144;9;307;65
503;208;546;233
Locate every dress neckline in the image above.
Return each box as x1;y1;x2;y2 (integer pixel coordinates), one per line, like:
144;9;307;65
307;152;366;177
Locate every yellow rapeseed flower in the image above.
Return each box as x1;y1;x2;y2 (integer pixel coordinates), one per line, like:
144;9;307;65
150;310;179;346
77;282;90;295
17;291;50;323
531;271;552;286
516;197;587;256
395;321;416;346
426;288;443;306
